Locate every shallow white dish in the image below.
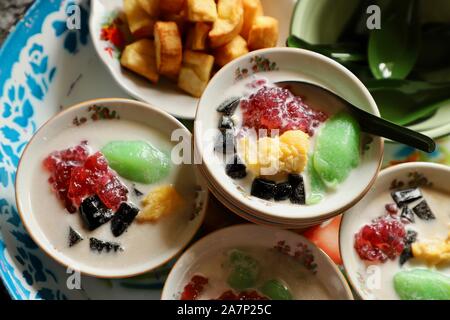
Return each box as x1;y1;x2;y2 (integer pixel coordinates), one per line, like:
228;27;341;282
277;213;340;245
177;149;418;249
89;0;298;120
340;162;450;300
16;98;208;278
195;47;384;227
162;224;353;300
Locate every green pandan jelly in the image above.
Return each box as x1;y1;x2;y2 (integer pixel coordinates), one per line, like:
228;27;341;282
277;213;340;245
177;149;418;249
394;269;450;300
313;112;361;188
306;155;327;205
260;279;293;300
101;140;171;184
227;250;260;291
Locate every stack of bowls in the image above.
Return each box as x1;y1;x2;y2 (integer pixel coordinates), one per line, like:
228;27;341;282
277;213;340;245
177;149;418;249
194;48;384;229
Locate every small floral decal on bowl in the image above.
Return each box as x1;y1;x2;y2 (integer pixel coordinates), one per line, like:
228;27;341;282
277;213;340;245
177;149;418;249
100;11;128;58
390;171;433;190
235;56;279;81
274;240;317;274
72;105;120;126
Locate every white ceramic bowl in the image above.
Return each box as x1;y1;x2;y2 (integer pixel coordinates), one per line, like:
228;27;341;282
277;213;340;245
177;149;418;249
195;47;384;227
162;224;353;300
89;0;298;119
340;162;450;299
15;98;208;278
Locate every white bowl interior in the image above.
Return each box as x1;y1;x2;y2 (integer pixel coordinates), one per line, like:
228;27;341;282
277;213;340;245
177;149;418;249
16;99;207;278
89;0;297;120
162;224;353;300
340;162;450;299
195;48;383;222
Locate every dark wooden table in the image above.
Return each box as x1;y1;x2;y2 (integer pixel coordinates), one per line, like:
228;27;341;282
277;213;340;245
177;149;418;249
0;0;35;300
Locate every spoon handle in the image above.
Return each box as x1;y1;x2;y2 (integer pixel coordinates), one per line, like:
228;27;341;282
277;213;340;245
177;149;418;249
352;108;436;153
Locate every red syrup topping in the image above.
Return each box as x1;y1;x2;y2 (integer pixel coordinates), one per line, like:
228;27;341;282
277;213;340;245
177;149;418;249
240;85;328;136
180;275;209;300
43;142;128;213
354;215;406;262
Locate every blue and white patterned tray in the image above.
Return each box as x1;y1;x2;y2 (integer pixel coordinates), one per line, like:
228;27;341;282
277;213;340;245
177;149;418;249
1;0;449;300
0;0;174;300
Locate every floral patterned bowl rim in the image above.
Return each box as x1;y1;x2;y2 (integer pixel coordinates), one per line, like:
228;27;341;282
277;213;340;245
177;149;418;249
89;0;297;120
15;98;208;279
340;161;450;300
162;223;354;300
194;47;384;224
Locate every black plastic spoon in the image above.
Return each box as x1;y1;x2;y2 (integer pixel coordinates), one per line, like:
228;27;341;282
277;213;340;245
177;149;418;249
276;81;436;153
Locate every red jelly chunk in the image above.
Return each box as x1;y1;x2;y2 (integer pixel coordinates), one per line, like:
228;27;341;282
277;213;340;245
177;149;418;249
217;290;239;300
180;275;209;300
44;143;128;213
95;174;128;210
43;142;90;213
68;152;128;211
354;215;406;262
241;85;328;136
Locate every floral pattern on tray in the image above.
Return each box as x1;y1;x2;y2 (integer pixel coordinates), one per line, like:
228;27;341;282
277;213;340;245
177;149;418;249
0;0;91;300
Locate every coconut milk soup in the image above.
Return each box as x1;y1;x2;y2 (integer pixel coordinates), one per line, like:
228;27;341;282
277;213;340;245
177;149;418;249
352;186;450;300
213;75;363;207
179;246;334;300
31;119;197;271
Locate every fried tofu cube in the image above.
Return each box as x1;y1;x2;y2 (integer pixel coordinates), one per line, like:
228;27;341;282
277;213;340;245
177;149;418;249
178;68;208;97
178;50;214;97
160;0;185;14
162;11;188;35
187;0;218;22
209;0;244;48
154;21;183;77
247;16;279;50
240;0;263;39
188;22;212;50
123;0;155;38
120;39;159;83
185;27;195;49
214;35;248;67
183;50;214;81
137;0;160;17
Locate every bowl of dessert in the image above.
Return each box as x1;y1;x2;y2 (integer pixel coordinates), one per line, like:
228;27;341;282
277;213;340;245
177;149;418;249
162;224;353;300
15;98;208;278
194;47;384;228
340;162;450;300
